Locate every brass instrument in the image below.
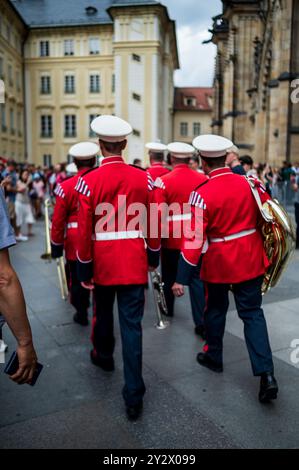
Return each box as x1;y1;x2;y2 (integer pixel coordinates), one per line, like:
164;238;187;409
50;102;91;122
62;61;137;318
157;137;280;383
247;179;296;294
41;198;52;261
260;199;296;294
41;198;69;300
150;270;169;330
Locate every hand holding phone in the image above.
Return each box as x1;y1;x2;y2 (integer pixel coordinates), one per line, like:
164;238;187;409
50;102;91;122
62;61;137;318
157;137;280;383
4;348;43;386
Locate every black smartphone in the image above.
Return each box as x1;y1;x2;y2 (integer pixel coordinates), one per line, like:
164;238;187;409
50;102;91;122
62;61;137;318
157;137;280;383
4;351;43;386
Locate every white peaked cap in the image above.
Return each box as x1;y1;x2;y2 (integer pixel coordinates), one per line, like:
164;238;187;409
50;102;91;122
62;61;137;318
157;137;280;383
145;142;167;152
66;162;78;174
167;142;195;158
91;115;132;142
193;134;234;158
69;141;99;159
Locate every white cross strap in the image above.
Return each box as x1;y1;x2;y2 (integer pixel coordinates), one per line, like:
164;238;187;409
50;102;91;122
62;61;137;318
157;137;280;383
210;228;256;243
167;213;192;222
93;230;144;241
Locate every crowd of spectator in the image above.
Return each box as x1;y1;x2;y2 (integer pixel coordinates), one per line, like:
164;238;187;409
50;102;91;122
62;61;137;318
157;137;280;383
0;159;68;242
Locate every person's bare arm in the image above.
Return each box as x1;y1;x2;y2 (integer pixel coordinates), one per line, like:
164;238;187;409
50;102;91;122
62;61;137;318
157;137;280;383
0;248;37;384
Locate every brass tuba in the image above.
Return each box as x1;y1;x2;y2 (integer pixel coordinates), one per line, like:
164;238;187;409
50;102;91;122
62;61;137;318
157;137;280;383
247;179;296;294
41;198;69;300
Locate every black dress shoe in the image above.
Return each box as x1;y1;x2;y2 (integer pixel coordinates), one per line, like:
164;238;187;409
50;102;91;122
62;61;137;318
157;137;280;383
196;352;223;373
194;325;206;340
259;373;278;403
126;402;143;421
73;312;88;326
90;350;115;371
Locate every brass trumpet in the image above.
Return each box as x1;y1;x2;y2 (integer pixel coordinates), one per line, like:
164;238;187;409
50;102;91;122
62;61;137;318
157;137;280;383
150;270;169;330
41;198;69;301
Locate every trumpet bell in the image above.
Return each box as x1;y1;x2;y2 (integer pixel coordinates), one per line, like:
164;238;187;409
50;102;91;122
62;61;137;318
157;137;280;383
150;270;169;330
156;319;169;330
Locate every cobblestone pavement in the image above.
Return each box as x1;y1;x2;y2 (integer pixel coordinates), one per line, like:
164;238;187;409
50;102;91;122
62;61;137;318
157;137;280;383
0;221;298;449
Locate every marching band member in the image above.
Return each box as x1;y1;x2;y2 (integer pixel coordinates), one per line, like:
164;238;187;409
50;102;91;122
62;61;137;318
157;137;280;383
76;115;160;421
154;142;208;338
173;135;278;403
146;142;170;181
51;142;98;326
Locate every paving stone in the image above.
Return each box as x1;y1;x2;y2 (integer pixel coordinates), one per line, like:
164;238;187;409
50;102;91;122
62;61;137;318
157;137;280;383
0;220;298;449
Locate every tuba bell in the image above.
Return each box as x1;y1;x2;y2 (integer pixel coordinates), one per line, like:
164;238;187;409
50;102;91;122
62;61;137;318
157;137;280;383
260;198;296;294
247;178;296;294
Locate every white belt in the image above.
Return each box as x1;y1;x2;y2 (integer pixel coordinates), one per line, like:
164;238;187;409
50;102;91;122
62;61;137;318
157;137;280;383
93;230;144;241
67;222;78;229
167;213;192;222
210;228;256;243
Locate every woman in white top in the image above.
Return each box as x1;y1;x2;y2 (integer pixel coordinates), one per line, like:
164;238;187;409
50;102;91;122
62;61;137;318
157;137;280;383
15;170;35;241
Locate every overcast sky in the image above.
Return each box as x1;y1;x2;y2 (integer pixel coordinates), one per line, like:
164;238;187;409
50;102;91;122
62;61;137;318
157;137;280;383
160;0;222;87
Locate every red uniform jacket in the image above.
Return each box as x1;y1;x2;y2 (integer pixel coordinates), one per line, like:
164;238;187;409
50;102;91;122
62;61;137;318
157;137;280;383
51;168;87;261
147;163;170;181
154;164;208;250
76;156;160;286
177;167;270;284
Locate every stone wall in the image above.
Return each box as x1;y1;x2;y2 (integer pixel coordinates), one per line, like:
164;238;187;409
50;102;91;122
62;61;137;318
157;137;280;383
211;0;299;166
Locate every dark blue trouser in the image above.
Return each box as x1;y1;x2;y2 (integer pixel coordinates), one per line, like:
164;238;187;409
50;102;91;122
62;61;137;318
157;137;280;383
161;248;205;326
93;284;145;406
295;202;299;247
205;276;274;376
67;260;90;317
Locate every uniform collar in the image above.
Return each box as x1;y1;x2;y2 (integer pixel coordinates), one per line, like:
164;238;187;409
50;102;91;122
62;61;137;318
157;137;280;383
151;162;164;167
173;163;189;171
209;167;232;179
101;156;125;166
78;167;89;176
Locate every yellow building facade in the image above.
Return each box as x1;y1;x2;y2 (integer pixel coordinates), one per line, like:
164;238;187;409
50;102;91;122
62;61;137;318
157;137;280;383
1;0;178;165
173;87;213;144
0;0;26;161
209;0;299;166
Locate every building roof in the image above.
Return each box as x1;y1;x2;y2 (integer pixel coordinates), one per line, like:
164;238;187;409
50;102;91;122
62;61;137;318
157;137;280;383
10;0;159;28
174;87;213;112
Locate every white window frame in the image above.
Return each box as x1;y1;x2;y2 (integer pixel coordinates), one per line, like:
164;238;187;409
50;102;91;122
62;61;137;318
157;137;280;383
89;37;100;55
180;122;188;137
41;115;53;138
10;108;14;134
64;114;77;138
41;76;51;94
64;75;75;94
89;74;100;93
193;122;201;136
43;154;52;167
64;39;74;56
40;41;50;57
89;113;99;137
0;104;6;131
